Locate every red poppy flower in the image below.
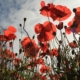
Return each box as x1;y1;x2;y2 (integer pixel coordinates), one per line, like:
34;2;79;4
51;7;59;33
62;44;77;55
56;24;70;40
51;5;71;21
21;37;39;57
4;30;16;41
41;76;47;80
0;35;7;41
67;7;80;33
34;21;56;42
40;65;51;73
36;58;44;64
40;49;51;57
69;41;78;48
40;1;55;17
50;48;58;56
40;42;49;53
14;58;21;65
68;19;80;34
8;26;17;33
40;1;71;21
65;27;72;34
6;49;16;58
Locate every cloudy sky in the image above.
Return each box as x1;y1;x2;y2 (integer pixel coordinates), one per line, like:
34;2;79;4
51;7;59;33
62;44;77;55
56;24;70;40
0;0;80;53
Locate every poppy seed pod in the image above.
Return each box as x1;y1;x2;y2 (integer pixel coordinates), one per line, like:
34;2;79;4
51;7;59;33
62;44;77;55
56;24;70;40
73;8;76;13
24;18;27;22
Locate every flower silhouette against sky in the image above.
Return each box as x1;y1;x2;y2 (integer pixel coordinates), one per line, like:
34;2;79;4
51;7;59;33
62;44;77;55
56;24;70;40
67;7;80;34
40;1;72;21
34;21;56;42
21;37;39;57
4;26;17;41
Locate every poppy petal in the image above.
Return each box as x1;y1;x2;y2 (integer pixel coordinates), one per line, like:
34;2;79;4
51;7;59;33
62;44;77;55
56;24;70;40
34;23;43;34
40;1;45;8
51;5;72;21
65;27;71;34
37;31;54;42
43;21;56;32
8;26;17;33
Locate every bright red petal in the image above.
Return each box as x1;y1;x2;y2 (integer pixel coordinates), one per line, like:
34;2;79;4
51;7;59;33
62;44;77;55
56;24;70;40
4;30;12;37
65;27;71;34
37;31;54;42
40;1;45;8
43;21;56;32
8;26;17;33
34;23;43;34
51;5;72;21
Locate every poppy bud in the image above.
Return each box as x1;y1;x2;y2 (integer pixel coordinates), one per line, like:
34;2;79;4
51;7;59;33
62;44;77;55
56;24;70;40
45;56;48;59
59;40;62;44
19;24;22;27
73;40;76;44
19;39;21;42
63;32;65;35
32;35;35;39
73;8;76;13
52;32;56;36
24;18;27;22
19;49;22;54
15;53;18;56
64;26;67;29
72;49;75;55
